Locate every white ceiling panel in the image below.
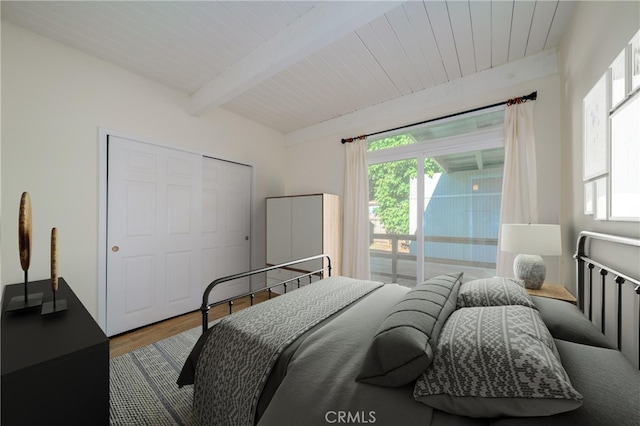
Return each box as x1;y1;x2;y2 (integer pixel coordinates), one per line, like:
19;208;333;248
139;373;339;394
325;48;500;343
385;6;435;89
356;21;412;96
469;0;493;72
402;1;448;85
527;0;560;55
509;0;537;61
448;0;476;77
491;0;515;68
545;0;576;51
330;38;390;105
370;14;424;94
425;0;462;81
341;32;403;102
1;0;575;134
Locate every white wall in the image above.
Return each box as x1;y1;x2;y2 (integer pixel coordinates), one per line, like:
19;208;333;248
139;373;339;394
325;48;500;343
559;1;640;285
284;72;565;285
0;19;3;294
1;22;287;320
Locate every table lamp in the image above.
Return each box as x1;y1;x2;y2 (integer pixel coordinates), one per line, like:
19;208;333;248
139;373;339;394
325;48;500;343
500;224;561;289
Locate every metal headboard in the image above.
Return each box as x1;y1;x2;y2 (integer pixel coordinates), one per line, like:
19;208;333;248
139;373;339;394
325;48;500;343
200;254;332;333
575;231;640;367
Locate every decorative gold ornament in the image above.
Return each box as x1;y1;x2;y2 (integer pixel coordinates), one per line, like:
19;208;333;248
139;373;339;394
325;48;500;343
42;226;67;315
18;192;33;272
51;227;59;292
7;191;43;312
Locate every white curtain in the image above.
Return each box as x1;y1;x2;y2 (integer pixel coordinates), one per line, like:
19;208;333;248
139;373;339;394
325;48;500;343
496;101;539;277
343;139;371;279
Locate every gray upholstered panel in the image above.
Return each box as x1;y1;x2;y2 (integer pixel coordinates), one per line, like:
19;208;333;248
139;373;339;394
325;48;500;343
356;272;463;387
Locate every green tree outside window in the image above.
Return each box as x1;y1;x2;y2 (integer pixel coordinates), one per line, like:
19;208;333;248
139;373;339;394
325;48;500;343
368;135;443;235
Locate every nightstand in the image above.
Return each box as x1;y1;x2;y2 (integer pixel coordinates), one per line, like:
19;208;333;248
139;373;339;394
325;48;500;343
526;283;577;304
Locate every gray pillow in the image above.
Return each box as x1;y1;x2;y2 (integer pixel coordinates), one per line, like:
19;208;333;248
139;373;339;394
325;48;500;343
457;277;537;309
414;305;583;418
531;295;615;349
356;272;463;387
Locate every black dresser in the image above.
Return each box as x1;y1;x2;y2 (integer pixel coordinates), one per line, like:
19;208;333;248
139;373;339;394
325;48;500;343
1;278;109;425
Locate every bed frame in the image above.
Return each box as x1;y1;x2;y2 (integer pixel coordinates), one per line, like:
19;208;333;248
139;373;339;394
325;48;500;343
198;231;640;367
575;231;640;368
199;254;333;333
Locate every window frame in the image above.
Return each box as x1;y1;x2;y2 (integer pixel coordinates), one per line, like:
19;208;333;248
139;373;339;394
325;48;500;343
367;106;506;284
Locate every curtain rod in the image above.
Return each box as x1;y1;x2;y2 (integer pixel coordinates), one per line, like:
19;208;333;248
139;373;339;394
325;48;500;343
341;91;537;144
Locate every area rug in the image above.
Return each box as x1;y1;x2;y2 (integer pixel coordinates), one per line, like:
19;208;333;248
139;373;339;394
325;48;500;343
110;326;201;425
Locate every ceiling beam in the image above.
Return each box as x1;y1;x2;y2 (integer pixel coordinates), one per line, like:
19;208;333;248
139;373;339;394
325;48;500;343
475;152;484;170
189;1;404;116
433;157;452;174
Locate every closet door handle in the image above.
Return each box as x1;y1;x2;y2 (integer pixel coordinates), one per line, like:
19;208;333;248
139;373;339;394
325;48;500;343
112;246;120;253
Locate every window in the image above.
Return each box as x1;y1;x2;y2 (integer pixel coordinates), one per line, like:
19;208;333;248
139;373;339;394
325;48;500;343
368;108;505;285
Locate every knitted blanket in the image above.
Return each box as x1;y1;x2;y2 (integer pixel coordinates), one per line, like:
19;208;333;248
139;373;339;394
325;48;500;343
193;276;383;426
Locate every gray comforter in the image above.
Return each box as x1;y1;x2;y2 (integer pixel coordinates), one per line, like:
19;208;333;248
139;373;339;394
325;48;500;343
257;283;443;426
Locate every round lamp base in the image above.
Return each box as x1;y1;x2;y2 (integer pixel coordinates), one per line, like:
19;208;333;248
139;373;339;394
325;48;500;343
513;254;546;290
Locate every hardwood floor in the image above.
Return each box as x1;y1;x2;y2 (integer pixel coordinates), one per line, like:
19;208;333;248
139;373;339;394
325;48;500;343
109;292;274;358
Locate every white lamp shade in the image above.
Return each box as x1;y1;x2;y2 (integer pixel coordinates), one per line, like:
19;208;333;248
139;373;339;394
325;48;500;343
501;224;562;256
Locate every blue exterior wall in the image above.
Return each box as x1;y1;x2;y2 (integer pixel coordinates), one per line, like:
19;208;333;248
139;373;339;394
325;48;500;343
411;166;503;265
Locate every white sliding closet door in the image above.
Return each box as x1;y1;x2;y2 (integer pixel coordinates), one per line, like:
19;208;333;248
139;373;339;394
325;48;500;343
201;158;251;304
107;136;203;336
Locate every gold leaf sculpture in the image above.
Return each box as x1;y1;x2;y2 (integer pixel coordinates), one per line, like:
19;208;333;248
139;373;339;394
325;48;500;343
8;191;42;311
51;227;58;292
42;225;66;315
18;192;32;272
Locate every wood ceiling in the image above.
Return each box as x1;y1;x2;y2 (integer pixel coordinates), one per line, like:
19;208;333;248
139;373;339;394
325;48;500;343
1;1;574;135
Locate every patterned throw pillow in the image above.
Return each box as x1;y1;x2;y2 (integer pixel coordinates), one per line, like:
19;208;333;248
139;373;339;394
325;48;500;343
356;273;463;387
413;305;583;418
457;277;537;309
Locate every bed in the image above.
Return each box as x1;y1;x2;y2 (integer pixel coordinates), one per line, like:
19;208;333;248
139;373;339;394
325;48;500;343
178;231;640;426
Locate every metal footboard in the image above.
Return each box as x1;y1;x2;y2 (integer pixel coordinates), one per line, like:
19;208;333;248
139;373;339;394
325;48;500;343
575;231;640;367
200;254;332;333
